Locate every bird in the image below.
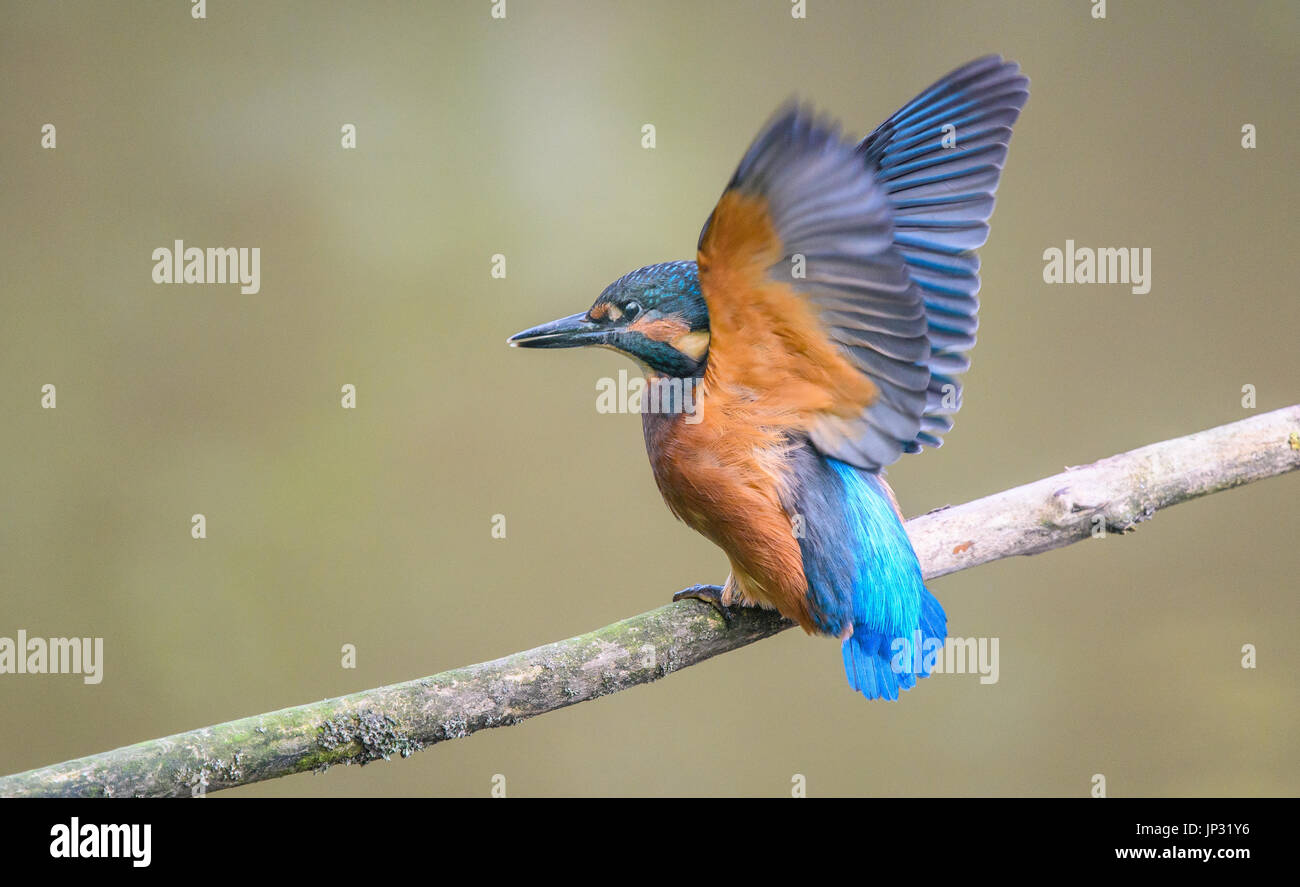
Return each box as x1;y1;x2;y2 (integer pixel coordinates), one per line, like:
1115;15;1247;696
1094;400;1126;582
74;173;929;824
509;56;1029;700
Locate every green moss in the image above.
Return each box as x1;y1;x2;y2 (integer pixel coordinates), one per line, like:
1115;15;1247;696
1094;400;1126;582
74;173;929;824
314;711;424;770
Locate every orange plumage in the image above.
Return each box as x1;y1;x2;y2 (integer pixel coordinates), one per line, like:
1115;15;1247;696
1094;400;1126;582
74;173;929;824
639;190;882;633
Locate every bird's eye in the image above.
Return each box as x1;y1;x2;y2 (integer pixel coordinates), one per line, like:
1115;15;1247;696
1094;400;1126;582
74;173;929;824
624;300;642;319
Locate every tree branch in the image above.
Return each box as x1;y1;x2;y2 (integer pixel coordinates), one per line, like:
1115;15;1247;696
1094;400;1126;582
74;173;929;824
3;407;1297;797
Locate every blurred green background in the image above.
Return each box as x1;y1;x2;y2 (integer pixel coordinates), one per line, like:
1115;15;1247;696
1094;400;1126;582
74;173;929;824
2;1;1297;797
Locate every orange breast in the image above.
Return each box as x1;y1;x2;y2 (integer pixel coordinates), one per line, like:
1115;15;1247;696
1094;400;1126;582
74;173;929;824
643;379;816;632
643;189;881;633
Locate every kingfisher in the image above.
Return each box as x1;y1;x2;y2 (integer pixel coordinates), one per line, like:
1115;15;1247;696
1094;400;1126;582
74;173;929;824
509;57;1028;700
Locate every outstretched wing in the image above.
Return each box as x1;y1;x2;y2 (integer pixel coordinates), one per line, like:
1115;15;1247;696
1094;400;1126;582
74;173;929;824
697;57;1027;470
859;55;1029;450
697;102;931;470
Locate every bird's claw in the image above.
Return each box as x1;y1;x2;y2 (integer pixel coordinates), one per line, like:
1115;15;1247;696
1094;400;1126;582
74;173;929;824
672;584;733;626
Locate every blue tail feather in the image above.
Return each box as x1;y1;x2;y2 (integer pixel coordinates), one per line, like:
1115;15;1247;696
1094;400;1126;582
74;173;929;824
787;451;947;701
842;587;947;700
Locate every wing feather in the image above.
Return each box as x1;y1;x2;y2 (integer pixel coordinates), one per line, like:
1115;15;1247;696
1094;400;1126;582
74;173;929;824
697;57;1027;469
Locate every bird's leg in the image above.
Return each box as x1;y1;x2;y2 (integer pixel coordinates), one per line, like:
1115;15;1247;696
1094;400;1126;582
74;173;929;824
672;584;733;625
672;574;742;625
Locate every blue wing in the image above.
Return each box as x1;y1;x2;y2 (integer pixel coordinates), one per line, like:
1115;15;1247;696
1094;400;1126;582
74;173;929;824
859;55;1029;451
696;57;1028;471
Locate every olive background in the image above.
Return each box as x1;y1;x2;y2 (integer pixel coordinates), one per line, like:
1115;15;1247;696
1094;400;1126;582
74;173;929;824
1;0;1296;797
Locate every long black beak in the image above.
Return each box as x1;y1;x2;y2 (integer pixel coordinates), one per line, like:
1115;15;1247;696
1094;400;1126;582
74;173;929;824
507;312;609;349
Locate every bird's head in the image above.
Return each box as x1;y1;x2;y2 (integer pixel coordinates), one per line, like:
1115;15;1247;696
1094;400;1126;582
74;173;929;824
508;261;710;378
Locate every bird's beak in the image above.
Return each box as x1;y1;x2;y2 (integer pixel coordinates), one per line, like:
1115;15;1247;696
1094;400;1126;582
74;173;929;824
507;312;609;349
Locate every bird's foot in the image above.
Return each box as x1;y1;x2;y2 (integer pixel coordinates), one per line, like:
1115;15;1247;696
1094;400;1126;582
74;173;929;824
672;584;734;626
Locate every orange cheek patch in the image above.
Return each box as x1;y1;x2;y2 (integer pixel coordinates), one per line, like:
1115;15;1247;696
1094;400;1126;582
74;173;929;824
629;315;690;343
